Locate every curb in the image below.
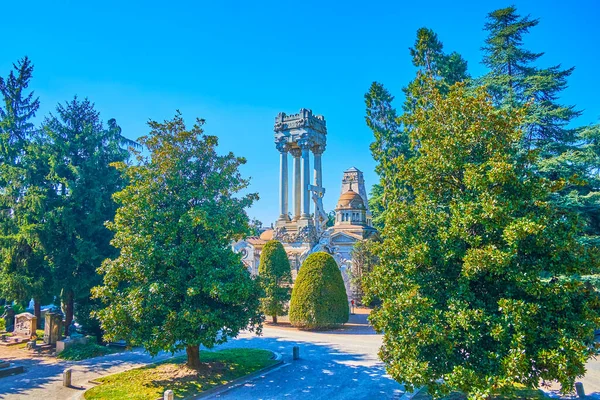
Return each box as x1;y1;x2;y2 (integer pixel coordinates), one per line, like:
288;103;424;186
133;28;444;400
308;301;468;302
185;351;285;399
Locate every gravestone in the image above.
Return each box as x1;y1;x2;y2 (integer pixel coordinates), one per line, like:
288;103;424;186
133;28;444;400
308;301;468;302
13;313;36;339
44;312;63;345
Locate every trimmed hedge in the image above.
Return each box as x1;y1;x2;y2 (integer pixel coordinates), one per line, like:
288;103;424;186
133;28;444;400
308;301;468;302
289;252;349;329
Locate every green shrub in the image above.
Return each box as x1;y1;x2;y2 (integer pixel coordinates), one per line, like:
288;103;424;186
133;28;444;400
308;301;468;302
0;318;5;332
289;252;349;329
258;240;292;323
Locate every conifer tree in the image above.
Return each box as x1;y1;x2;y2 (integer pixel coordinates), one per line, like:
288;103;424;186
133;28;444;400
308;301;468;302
481;6;600;241
258;240;292;323
41;98;129;330
0;57;51;324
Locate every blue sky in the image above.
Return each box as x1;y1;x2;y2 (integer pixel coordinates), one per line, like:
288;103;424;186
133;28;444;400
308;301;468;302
2;0;599;225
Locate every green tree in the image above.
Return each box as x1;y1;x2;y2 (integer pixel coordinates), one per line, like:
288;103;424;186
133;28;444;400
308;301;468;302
403;27;469;113
482;5;600;242
41;98;129;331
366;28;469;230
289;252;349;329
258;240;292;323
92;113;262;369
0;57;52;325
349;238;379;306
367;81;600;399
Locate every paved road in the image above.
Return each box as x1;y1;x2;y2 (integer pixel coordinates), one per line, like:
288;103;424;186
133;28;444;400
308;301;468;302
213;317;404;400
0;310;598;400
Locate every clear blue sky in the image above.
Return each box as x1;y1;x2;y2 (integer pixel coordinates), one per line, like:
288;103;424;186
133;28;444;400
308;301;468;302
2;0;599;225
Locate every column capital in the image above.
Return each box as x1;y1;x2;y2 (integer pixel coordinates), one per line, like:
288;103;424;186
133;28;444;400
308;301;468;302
312;144;325;155
297;137;311;150
275;140;288;153
289;147;301;158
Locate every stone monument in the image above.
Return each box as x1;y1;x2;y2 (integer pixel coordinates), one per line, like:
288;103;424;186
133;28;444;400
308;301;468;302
13;313;36;339
44;311;63;345
1;305;15;333
273;109;327;248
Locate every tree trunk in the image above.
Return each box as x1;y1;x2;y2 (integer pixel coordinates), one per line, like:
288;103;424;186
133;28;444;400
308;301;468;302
63;290;74;336
272;315;278;324
33;298;41;329
186;345;201;369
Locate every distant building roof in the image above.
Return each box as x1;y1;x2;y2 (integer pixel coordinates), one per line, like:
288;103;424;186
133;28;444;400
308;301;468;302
345;166;360;172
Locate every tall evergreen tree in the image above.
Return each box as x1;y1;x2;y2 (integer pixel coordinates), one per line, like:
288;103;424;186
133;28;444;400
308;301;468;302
365;28;469;229
41;97;129;330
481;6;600;240
0;57;51;324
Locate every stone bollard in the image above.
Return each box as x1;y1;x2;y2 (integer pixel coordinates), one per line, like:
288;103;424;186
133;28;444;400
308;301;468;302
164;389;174;400
63;368;72;387
575;382;585;399
293;346;300;360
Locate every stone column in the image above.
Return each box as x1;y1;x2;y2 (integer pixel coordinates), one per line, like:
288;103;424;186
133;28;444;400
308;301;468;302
299;139;311;219
290;148;302;221
313;146;323;188
277;141;289;220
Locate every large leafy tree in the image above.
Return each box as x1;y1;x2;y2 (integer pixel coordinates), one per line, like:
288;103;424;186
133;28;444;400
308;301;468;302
367;81;600;398
0;57;52;324
93;114;262;369
258;240;292;323
41;98;129;331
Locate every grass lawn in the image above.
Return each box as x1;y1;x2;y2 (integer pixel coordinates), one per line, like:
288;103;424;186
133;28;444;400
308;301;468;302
57;342;120;361
84;348;277;400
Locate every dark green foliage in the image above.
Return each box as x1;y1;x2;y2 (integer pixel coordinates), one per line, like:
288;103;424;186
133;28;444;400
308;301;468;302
367;80;600;399
41;97;129;331
481;5;600;243
0;58;52;323
289;252;349;329
365;28;469;230
349;238;379;306
92;113;262;369
258;240;292;323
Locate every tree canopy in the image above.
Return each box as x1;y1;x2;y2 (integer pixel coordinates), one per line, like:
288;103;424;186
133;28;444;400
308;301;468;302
92;113;262;369
258;240;292;323
366;80;600;398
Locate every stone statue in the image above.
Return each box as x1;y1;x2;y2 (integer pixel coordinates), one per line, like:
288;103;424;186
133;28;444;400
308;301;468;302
1;305;15;332
67;320;82;338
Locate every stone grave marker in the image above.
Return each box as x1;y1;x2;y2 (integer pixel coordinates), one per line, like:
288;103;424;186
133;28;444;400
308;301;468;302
13;313;36;339
44;312;63;345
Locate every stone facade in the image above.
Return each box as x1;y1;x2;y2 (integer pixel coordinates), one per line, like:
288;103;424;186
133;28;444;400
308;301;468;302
234;110;378;296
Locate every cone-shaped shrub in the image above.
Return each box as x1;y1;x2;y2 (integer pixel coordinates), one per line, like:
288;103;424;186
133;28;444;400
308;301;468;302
289;252;349;329
258;240;292;323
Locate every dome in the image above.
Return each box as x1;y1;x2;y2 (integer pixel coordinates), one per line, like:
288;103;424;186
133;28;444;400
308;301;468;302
259;229;274;241
336;189;365;209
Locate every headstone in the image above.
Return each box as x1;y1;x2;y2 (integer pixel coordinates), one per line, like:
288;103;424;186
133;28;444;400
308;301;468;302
13;313;36;339
44;312;63;345
164;390;174;400
575;382;585;398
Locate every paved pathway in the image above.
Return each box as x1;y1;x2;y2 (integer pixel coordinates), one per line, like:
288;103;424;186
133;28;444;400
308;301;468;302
0;309;598;400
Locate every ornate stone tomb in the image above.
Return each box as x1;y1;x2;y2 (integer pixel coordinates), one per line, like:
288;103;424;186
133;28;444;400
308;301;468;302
13;313;36;339
44;312;63;345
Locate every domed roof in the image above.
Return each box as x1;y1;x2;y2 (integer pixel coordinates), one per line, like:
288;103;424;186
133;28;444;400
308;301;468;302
259;229;274;241
336;188;365;209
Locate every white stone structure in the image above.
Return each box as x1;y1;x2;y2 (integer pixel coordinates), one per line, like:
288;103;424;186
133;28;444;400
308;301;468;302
273;109;327;248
